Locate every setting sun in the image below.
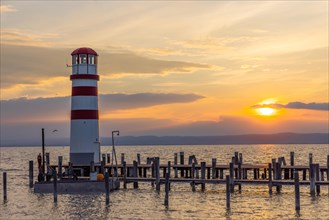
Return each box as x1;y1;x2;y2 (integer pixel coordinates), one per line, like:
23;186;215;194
256;107;276;116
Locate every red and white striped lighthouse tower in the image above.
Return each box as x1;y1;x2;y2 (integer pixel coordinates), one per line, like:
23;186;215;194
69;47;100;164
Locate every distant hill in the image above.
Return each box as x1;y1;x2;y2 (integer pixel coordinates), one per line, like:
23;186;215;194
1;132;328;146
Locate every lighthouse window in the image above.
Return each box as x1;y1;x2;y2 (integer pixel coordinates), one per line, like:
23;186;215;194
79;54;87;64
72;55;78;64
88;55;95;64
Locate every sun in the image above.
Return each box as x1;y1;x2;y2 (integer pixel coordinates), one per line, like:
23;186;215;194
256;107;277;116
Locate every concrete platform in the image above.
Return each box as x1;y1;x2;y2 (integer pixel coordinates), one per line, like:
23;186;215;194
34;179;120;193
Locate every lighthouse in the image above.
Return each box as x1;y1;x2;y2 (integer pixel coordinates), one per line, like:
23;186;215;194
69;47;100;165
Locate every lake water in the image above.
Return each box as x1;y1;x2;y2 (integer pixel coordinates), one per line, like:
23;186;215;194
0;144;328;219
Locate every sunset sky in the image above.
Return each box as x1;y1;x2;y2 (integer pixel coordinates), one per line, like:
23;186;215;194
1;1;328;144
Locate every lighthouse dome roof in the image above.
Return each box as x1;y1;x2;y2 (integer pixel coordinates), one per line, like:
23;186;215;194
71;47;98;56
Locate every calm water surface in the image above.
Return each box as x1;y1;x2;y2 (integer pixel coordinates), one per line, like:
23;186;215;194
0;144;328;219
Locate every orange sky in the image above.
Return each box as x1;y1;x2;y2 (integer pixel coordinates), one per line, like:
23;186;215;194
0;1;328;142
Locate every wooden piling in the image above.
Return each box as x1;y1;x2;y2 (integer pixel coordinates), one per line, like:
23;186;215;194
167;161;171;191
290;152;294;179
107;153;111;164
276;162;282;193
3;172;7;201
53;170;57;203
294;170;300;214
174;153;178;178
58;156;62;179
238;162;242;191
191;162;196;192
46;152;50;166
226;175;230;210
234;152;239;164
105;172;109;205
137;153;141;165
310;164;315;196
309;153;313;179
212;158;217;179
164;172;170;208
201;162;206;192
327;155;329;193
180;152;184;177
121;153;125;165
239;153;243;164
29;160;33;188
123;161;127;189
315;164;320;195
268;163;272;195
155;157;160;191
133;160;138;189
229;162;234;193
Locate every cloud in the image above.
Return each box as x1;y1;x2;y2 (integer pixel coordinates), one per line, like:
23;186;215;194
252;102;329;111
0;5;17;13
1;44;214;88
0;93;204;123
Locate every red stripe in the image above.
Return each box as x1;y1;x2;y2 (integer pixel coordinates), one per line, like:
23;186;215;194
72;87;98;96
71;110;99;120
70;74;99;81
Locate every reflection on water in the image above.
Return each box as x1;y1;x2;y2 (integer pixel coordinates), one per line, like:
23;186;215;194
0;144;328;219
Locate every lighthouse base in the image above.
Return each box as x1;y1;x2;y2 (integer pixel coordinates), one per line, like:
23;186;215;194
34;179;120;193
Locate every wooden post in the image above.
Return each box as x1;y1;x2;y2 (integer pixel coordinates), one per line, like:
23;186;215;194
191;162;196;192
234;152;239;164
156;157;160;191
53;170;57;203
315;164;320;195
107;153;111;164
123;161;127;189
310;164;315;196
302;169;306;181
137;153;141;165
167;161;171;191
164;172;170;208
212;158;216;179
174;153;178;178
226;175;230;210
294;170;300;214
219;169;223;179
58;156;62;179
229;162;234;193
46;152;50;166
201;162;206;192
239;153;243;164
268;163;272;195
42;128;45;177
272;159;276;178
276;162;282;193
290;152;295;179
29;160;34;188
309;153;313;179
105;172;109;205
238;162;242;191
180;152;184;177
133;160;138;189
3;172;7;201
327;155;329;193
121;153;125;165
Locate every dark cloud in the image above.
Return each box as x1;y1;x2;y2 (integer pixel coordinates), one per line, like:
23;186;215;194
252;102;329;111
1;44;213;88
0;93;204;123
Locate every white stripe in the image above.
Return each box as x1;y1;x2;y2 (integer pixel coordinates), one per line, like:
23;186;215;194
72;79;97;87
71;96;98;110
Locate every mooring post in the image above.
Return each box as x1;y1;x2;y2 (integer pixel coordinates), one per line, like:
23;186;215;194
105;172;110;205
107;153;111;164
290;152;295;179
53;170;57;203
180;152;184;177
164;172;170;208
191;162;196;192
309;153;313;179
238;161;242;191
239;153;243;164
229;162;234;193
133;160;138;189
268;163;273;195
315;164;320;195
201;162;206;192
272;159;276;178
212;158;217;179
137;153;141;165
174;153;178;178
151;158;155;188
294;169;300;215
123;161;127;189
58;156;63;180
310;164;316;196
3;172;7;201
276;162;282;193
29;160;34;188
226;175;230;210
121;153;125;165
156;157;160;191
167;161;171;191
234;152;239;164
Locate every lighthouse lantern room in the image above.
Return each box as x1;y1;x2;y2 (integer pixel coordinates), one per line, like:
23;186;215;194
70;47;100;165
